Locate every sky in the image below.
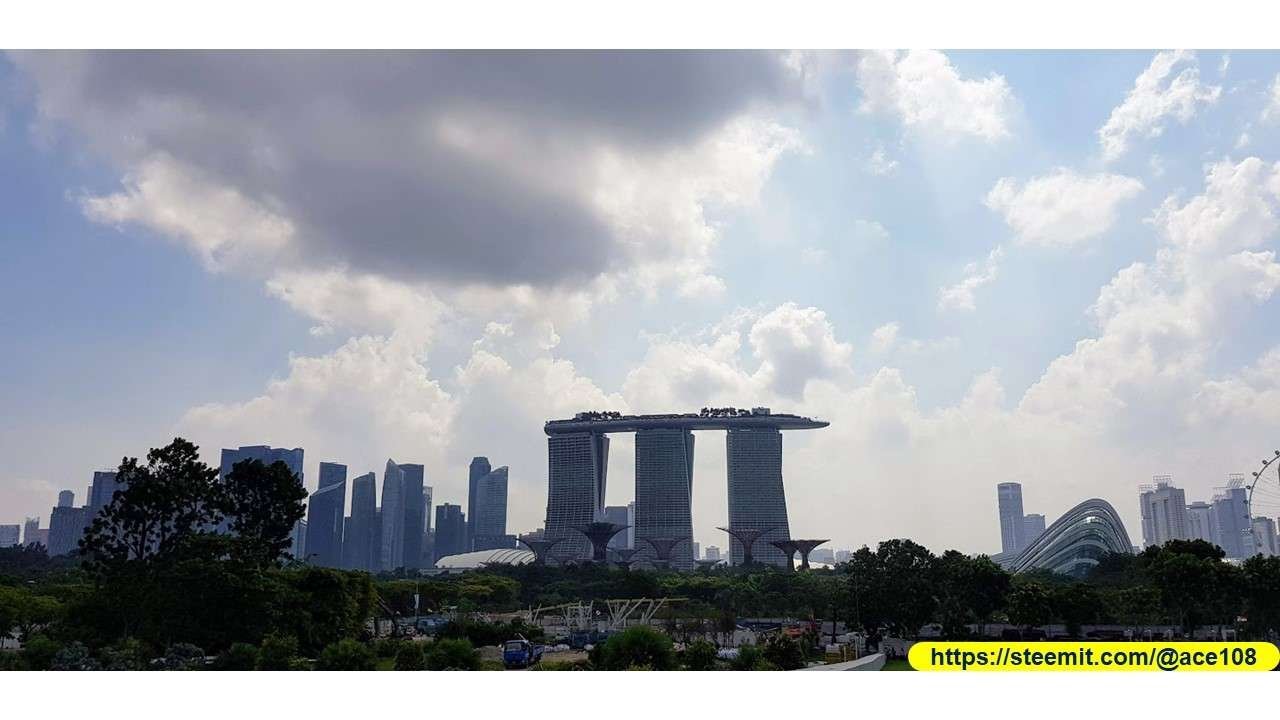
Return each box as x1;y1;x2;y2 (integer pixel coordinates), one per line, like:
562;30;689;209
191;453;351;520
3;50;1280;556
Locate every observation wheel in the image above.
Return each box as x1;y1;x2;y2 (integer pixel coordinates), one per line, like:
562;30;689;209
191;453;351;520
1245;450;1280;555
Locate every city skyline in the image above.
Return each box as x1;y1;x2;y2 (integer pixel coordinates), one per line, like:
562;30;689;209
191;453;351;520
6;51;1280;555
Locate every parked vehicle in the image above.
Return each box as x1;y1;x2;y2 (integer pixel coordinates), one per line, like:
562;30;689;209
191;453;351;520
502;636;545;669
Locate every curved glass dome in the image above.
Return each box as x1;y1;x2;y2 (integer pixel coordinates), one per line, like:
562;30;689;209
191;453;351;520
434;547;536;569
1008;498;1133;577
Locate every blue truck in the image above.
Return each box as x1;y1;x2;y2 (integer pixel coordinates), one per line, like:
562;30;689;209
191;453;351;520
502;636;545;669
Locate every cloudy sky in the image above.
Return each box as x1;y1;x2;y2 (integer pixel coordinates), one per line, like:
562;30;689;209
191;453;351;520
3;50;1280;555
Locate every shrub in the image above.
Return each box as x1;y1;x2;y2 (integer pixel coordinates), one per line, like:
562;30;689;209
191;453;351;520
682;639;718;670
213;642;260;670
100;638;153;670
393;643;425;670
595;626;676;671
158;643;207;670
425;638;480;670
19;635;59;670
730;643;774;671
257;634;300;670
762;635;807;670
51;641;100;670
316;639;376;670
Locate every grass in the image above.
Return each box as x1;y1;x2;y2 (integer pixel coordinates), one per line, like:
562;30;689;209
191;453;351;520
881;658;914;671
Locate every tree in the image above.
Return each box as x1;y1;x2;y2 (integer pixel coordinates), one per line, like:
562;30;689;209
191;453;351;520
218;459;307;567
80;438;221;569
762;634;807;670
258;634;301;670
730;643;773;670
0;585;62;643
682;639;718;670
317;639;376;670
213;642;261;670
1242;555;1280;638
595;626;676;670
871;539;938;638
1052;583;1102;638
425;638;481;670
1006;582;1053;637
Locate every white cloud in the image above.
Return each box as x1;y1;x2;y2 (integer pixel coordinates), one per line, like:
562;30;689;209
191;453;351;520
866;145;899;175
1262;75;1280;123
1098;50;1221;162
869;322;901;353
855;50;1015;142
938;246;1003;312
748;303;854;398
984;169;1143;248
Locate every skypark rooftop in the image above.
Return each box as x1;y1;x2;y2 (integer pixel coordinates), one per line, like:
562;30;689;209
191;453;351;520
544;407;829;435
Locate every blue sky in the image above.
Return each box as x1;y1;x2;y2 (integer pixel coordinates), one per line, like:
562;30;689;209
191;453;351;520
3;50;1280;553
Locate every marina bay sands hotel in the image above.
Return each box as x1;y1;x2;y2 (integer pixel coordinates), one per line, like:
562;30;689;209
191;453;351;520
543;407;828;569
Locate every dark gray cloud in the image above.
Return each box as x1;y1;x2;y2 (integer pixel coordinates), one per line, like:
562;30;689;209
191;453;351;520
11;51;803;286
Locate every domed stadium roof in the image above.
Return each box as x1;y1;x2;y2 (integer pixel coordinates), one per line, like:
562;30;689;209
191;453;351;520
433;547;535;569
1008;498;1133;577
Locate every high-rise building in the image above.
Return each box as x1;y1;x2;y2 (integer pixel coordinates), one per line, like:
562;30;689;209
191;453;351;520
726;428;791;567
0;525;19;548
471;466;509;552
705;545;721;561
1139;478;1189;547
219;445;304;481
343;472;378;571
1211;485;1251;559
22;517;43;547
1187;501;1215;543
1022;513;1046;546
434;503;467;563
305;462;347;567
1250;516;1278;557
811;547;836;565
88;471;120;514
381;460;405;570
289;519;307;559
603;505;631;549
834;549;852;564
635;428;696;570
997;483;1025;555
400;464;426;571
467;456;491;550
57;490;75;508
690;541;700;561
545;432;610;561
422;485;434;566
627;502;636;549
48;501;87;556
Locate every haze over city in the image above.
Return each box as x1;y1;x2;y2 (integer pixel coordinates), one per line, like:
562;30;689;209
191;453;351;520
5;50;1280;555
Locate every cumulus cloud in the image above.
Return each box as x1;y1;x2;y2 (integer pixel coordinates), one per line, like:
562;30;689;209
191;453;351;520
1263;75;1280;123
13;51;806;320
855;50;1015;142
985;169;1144;248
1098;50;1221;162
866;144;899;175
938;246;1003;312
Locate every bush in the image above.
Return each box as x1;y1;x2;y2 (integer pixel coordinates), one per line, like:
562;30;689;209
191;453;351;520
51;641;100;670
393;643;425;670
0;651;24;670
425;638;480;670
257;634;300;670
730;643;774;671
100;638;153;670
682;639;718;670
316;639;376;670
158;643;206;670
762;635;807;670
213;642;260;670
595;626;676;671
19;635;59;670
372;637;410;658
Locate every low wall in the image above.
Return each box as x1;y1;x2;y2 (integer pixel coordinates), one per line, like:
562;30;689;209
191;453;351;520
800;653;885;671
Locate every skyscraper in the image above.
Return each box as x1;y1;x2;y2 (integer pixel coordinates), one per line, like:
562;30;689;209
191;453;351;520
1250;516;1278;556
705;545;721;561
1187;501;1215;543
1022;513;1046;546
471;466;510;551
88;471;120;514
0;525;19;548
305;462;347;567
57;490;74;508
48;498;86;556
289;519;307;559
219;445;304;481
381;460;405;570
1139;478;1189;547
997;483;1025;555
400;464;426;571
434;503;467;563
603;505;631;549
635;428;696;570
467;456;491;550
22;517;43;547
725;428;790;567
1211;485;1250;559
545;432;609;561
343;472;377;571
422;484;434;566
